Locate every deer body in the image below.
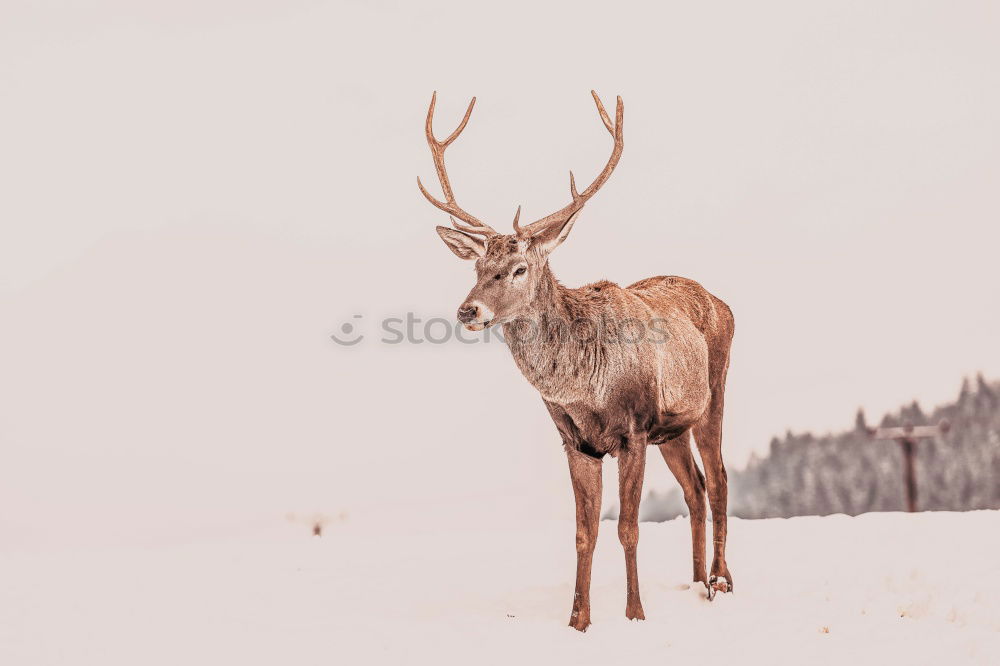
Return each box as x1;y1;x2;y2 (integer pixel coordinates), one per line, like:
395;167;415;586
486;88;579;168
419;92;734;631
505;271;718;433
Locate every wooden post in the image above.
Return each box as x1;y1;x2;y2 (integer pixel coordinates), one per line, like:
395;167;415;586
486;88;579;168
870;422;948;512
898;437;918;513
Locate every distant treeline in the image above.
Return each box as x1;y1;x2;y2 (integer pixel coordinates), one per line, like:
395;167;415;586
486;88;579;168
637;375;1000;521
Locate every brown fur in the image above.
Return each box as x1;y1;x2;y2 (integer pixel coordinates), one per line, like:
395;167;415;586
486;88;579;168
422;92;735;631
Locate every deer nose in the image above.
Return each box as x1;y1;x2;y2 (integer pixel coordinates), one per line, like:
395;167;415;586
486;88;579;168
457;305;479;323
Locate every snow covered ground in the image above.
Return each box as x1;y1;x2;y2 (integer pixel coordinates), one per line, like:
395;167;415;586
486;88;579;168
2;511;998;665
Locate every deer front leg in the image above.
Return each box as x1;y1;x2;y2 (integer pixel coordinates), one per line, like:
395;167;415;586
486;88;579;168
618;438;646;620
566;447;602;632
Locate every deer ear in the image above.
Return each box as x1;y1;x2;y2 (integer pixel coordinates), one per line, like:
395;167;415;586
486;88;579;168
436;226;485;260
530;210;581;255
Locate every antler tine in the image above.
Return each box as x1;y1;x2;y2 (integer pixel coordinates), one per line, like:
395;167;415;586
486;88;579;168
591;90;614;135
448;216;489;236
516;91;624;238
417;92;499;237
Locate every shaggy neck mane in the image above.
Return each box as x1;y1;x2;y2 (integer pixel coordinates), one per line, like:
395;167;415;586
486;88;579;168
503;263;608;400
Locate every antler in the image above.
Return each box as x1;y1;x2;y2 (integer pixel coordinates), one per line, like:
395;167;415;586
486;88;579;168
417;92;499;237
514;91;623;238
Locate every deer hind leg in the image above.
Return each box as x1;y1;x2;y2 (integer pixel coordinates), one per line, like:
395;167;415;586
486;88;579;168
658;429;708;586
693;389;732;598
617;435;647;621
566;447;603;632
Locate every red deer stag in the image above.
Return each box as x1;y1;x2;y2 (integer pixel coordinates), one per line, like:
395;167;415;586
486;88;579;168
418;91;735;631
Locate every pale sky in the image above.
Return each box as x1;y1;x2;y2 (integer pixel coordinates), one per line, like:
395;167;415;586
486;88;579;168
2;1;998;539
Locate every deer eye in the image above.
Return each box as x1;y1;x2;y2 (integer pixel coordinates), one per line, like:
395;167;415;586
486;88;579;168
513;267;527;277
493;273;503;281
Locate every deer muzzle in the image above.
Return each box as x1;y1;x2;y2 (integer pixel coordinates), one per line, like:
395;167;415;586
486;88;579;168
457;302;494;331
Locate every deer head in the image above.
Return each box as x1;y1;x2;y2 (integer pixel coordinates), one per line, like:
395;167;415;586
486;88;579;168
418;91;624;331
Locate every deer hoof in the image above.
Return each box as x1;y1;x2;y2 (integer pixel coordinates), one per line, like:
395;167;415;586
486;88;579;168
707;575;732;601
569;608;591;632
626;606;646;621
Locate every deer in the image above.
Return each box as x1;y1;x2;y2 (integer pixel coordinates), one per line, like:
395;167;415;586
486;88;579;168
418;91;735;631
